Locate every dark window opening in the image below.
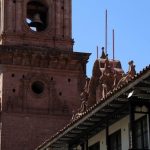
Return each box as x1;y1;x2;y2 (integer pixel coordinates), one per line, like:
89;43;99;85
89;142;100;150
109;130;121;150
135;116;148;149
26;1;48;32
32;81;44;94
80;143;85;150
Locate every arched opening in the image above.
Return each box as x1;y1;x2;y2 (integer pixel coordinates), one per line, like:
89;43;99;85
26;1;48;32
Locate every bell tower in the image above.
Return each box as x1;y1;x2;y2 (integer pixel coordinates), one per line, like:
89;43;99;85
0;0;73;50
0;0;90;150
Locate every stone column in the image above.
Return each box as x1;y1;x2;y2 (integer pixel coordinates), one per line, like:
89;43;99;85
1;0;5;32
106;122;110;150
15;0;23;32
64;0;72;38
85;139;88;150
55;0;62;37
129;102;136;149
6;0;13;32
48;1;53;34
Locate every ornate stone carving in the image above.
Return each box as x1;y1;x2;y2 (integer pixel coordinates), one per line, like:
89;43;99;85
88;59;102;107
74;48;126;116
99;58;115;99
117;60;136;87
13;73;69;115
127;60;136;77
13;53;23;65
31;55;41;67
79;77;90;111
72;77;90;120
22;53;31;66
40;55;49;68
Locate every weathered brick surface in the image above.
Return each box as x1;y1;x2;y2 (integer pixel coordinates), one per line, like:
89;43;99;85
0;46;89;150
1;113;70;150
0;1;90;149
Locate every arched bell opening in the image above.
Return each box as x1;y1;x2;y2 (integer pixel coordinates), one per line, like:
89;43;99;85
26;1;48;32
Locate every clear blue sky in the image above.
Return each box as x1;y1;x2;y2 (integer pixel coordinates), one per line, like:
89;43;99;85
72;0;150;77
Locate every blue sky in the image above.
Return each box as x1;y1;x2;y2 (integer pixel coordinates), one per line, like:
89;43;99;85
72;0;150;77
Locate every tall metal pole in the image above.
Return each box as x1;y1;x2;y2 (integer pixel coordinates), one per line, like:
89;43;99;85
105;10;108;55
113;29;115;61
97;46;99;59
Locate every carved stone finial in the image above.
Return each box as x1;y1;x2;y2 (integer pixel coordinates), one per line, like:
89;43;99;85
117;60;136;87
128;60;136;77
100;47;107;59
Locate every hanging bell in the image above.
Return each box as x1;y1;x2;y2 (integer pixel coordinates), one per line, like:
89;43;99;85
29;13;44;31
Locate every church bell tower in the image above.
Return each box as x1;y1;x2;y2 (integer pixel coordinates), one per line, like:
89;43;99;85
0;0;73;50
0;0;90;150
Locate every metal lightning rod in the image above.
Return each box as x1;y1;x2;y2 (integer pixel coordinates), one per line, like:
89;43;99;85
105;9;108;55
113;29;115;61
97;46;99;59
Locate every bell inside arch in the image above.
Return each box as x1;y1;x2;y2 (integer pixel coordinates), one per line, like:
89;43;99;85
29;13;45;31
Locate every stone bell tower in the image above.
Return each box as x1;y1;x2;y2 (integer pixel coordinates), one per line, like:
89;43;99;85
0;0;73;50
0;0;90;150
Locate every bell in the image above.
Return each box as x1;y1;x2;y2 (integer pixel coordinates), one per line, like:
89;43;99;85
28;13;44;31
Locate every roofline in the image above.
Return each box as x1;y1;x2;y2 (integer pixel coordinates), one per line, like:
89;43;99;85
37;65;150;150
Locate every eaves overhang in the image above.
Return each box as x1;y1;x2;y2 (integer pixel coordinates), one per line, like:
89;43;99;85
36;65;150;150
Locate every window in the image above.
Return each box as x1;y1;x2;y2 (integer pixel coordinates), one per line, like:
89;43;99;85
109;130;121;150
89;142;100;150
135;115;148;149
80;143;84;150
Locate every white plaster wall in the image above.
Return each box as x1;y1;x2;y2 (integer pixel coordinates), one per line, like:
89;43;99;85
88;130;106;150
74;113;149;150
109;116;129;150
88;114;147;150
88;116;129;150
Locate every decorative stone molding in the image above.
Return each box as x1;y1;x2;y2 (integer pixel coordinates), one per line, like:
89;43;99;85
0;46;90;72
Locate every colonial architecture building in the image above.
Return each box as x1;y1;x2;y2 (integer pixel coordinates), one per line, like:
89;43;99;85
36;49;150;150
0;0;90;150
1;0;149;150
